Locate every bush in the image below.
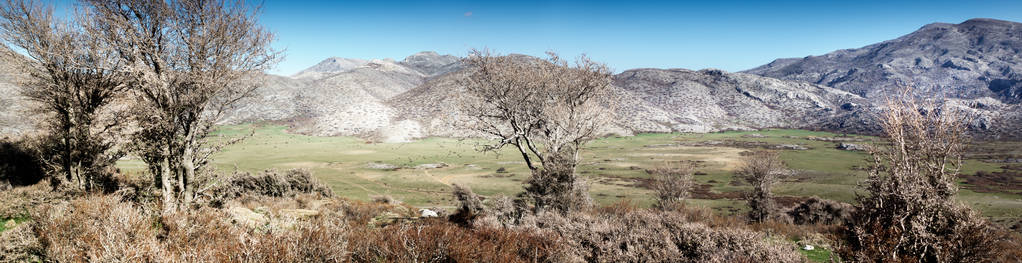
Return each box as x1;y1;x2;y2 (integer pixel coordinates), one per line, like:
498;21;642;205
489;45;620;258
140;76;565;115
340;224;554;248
0;183;66;220
34;195;161;262
450;184;486;226
842;96;1002;262
523;163;592;214
203;168;333;206
786;197;853;225
32;194;350;263
536;210;804;262
348;221;562;263
0;138;45;189
160;206;348;262
0;223;43;263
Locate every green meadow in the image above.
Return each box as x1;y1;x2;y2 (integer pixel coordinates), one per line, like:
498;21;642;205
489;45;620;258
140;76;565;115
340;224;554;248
117;124;1022;222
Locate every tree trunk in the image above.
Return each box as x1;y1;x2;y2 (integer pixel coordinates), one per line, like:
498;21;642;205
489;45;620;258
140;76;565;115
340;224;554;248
181;139;195;210
161;144;175;213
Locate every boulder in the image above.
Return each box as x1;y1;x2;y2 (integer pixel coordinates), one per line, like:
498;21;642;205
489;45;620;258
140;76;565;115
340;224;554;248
228;207;267;228
775;144;808;150
837;143;866;151
419;209;439;218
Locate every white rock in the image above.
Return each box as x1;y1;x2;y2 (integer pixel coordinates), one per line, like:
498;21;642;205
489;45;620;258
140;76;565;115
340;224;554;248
803;245;815;251
419;209;439;218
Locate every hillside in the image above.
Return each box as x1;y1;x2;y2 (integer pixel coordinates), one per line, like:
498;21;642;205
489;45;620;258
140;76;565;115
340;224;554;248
745;18;1022;103
5;19;1022;140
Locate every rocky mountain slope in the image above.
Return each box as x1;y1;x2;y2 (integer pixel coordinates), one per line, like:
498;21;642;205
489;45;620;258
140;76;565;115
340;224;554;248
746;18;1022;103
221;51;464;137
614;68;866;132
745;18;1022;139
386;67;867;141
4;19;1022;140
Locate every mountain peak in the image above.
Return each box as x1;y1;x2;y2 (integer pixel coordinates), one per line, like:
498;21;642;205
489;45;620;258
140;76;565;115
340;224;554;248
291;57;369;79
399;51;461;76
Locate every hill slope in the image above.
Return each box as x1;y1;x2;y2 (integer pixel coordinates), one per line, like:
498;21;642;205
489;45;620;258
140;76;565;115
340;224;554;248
746;18;1022;104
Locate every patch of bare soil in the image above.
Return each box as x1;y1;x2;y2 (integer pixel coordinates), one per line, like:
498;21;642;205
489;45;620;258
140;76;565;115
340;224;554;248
962;164;1022;194
683;140;809;151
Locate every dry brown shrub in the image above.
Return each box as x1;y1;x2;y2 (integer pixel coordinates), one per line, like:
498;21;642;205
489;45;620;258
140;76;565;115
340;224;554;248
347;220;562;263
203;168;333;206
159;206;348;262
449;184;486;225
34;195;162;262
0;183;65;220
370;194;400;204
537;210;803;262
0;223;43;263
786;197;853;225
31;194;350;262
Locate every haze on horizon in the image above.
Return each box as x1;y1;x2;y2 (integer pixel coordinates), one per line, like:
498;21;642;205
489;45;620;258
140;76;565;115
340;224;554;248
258;0;1022;75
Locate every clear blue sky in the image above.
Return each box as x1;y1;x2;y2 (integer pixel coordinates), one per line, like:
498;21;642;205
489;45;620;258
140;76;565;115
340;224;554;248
259;1;1021;75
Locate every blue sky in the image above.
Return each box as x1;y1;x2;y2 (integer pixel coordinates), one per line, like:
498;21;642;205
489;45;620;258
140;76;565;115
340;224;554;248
248;1;1020;75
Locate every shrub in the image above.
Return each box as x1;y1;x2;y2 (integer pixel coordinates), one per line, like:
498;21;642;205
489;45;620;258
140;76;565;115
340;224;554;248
648;162;694;210
0;223;43;263
0;138;45;189
32;194;350;263
523;162;593;214
347;221;562;263
843;96;1002;262
370;194;400;205
786;197;853;225
536;210;804;262
203;168;333;206
160;206;348;262
0;183;65;220
450;184;486;226
34;195;162;262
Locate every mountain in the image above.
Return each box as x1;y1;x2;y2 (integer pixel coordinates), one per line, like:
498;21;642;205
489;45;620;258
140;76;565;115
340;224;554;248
613;68;866;132
745;18;1022;104
5;18;1022;140
222;52;465;137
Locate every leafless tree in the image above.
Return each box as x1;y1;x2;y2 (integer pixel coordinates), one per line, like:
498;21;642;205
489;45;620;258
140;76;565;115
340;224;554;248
844;92;1002;262
461;50;614;213
737;150;787;222
83;0;280;212
0;0;127;191
649;161;694;211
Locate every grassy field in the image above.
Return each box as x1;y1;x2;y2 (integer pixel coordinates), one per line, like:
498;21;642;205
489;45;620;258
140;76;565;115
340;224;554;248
117;124;1022;224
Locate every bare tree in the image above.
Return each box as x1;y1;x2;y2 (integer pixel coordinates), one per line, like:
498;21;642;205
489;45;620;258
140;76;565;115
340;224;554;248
737;150;787;222
83;0;279;212
0;0;127;191
461;50;614;213
844;93;1001;262
649;161;694;211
